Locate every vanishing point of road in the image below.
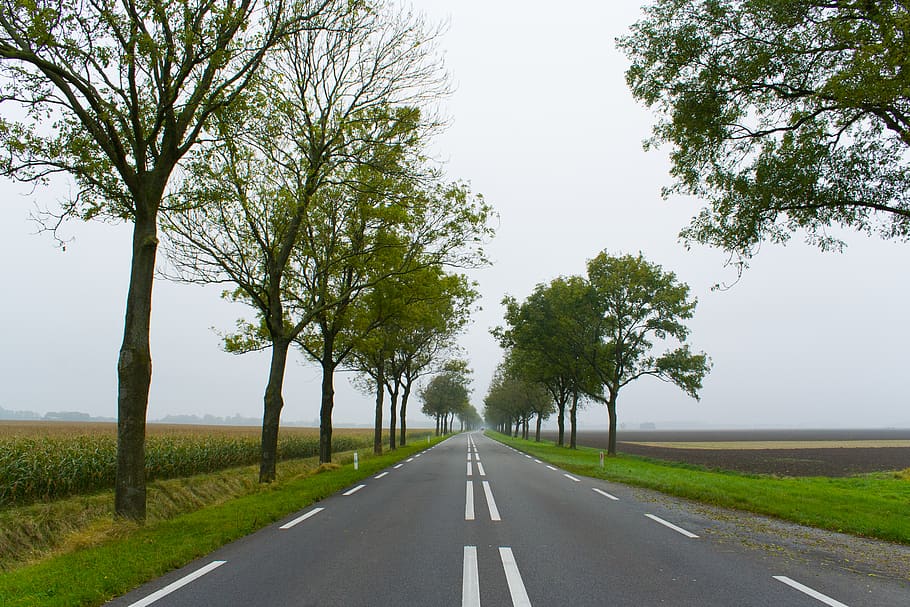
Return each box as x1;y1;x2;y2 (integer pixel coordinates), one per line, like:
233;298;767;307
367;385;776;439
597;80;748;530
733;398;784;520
105;432;909;606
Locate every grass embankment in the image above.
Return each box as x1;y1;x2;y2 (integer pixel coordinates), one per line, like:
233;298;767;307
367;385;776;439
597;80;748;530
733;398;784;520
0;435;442;607
488;432;910;545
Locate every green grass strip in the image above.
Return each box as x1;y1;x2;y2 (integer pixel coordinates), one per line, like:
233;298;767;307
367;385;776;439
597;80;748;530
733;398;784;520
487;432;910;545
0;437;445;607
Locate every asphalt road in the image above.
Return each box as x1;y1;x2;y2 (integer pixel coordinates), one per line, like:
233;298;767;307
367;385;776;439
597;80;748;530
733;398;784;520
106;432;909;606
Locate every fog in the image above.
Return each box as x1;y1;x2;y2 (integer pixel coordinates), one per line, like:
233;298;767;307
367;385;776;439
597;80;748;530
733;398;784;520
1;1;908;430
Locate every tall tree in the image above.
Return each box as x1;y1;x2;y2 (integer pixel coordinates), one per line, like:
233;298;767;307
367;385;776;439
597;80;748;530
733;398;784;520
163;0;450;482
585;252;711;455
620;1;910;268
0;0;326;519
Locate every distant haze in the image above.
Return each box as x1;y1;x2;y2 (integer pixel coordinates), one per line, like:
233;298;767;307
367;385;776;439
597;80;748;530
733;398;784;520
1;1;908;431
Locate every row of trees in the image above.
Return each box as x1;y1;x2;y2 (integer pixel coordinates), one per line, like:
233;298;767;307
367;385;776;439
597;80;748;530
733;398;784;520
419;361;482;435
488;251;711;455
0;0;492;520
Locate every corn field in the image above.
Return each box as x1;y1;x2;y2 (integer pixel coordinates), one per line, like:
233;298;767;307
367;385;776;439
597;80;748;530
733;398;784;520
0;424;373;507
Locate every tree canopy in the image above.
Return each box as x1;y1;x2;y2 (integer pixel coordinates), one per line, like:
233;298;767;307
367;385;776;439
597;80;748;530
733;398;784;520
620;0;910;266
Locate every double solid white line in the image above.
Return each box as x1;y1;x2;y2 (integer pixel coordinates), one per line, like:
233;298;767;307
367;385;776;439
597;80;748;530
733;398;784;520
462;546;532;607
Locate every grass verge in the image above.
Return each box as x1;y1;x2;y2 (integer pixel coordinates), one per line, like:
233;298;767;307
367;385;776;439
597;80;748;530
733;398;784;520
0;436;444;607
487;431;910;545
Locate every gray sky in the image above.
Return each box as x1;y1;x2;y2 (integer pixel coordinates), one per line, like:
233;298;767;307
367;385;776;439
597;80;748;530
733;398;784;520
1;1;908;429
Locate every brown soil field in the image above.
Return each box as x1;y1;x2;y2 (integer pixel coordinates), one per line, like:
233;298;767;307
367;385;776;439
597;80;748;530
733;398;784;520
540;429;910;476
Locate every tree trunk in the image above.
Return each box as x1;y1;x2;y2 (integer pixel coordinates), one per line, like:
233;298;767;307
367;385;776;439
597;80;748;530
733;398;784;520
435;414;440;436
607;392;618;456
556;400;565;447
318;344;337;464
259;338;290;482
115;212;159;521
535;414;542;442
388;386;399;451
570;390;579;449
398;382;411;447
373;370;384;455
513;418;520;437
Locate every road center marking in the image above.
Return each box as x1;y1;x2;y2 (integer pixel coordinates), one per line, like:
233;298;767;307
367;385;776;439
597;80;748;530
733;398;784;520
592;487;619;501
482;480;501;521
465;481;475;520
467;461;473;476
477;462;486;477
462;546;481;607
126;560;226;607
563;473;581;482
773;576;849;607
499;547;532;607
343;484;366;496
375;472;389;479
645;514;699;538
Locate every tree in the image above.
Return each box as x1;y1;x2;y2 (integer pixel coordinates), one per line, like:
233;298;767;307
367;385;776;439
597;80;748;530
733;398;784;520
495;276;599;448
420;361;471;435
483;359;552;441
163;0;452;480
0;0;326;520
584;252;711;455
348;266;475;453
620;1;910;267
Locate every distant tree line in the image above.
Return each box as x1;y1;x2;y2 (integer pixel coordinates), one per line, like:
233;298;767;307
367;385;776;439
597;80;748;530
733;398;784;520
488;251;710;455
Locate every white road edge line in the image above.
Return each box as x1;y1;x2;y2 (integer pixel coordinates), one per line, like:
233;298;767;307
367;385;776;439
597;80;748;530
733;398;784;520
394;463;404;469
280;507;325;530
563;473;581;482
477;462;486;477
467;461;473;476
465;481;475;520
406;457;415;462
773;576;850;607
644;514;699;538
343;484;366;496
482;480;502;521
462;546;481;607
499;547;532;607
546;465;558;471
375;472;389;479
592;487;619;501
534;459;542;464
127;560;226;607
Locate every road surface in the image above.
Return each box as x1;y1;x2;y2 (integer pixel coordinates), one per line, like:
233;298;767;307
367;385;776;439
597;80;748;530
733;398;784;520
106;432;909;606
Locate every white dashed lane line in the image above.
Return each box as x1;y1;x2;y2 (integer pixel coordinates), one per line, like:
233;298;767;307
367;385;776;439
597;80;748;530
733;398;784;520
465;481;475;521
592;487;619;501
462;546;481;607
499;547;533;607
563;473;581;482
393;463;404;469
126;560;226;607
375;472;389;479
342;484;366;496
773;576;850;607
481;480;502;522
280;507;325;530
644;514;699;539
476;462;486;477
546;465;557;471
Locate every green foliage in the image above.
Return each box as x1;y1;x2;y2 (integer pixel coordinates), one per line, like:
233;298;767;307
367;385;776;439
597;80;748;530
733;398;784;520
585;252;710;398
0;432;372;508
420;363;472;419
620;0;910;263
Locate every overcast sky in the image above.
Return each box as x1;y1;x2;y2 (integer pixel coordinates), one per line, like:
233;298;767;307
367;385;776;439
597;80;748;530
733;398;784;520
1;1;909;430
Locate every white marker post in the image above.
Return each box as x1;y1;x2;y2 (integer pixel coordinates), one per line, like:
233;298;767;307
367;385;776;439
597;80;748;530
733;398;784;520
354;452;359;470
600;451;604;469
